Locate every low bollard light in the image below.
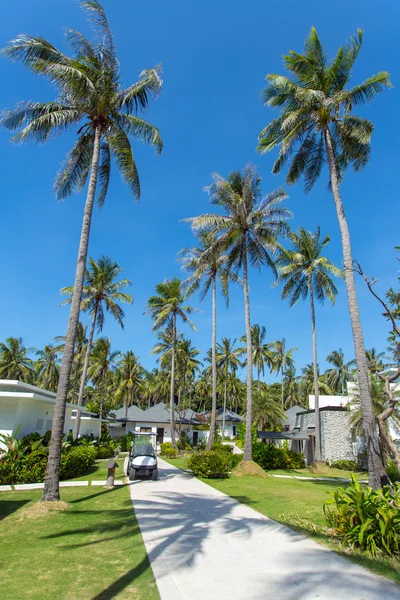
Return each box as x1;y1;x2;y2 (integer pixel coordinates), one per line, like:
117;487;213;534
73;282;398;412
105;458;119;488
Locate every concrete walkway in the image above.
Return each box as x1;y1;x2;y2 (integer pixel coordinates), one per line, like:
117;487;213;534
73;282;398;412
129;459;400;600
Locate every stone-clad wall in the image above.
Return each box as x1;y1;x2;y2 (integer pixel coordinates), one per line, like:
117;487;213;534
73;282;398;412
295;411;315;430
321;410;356;462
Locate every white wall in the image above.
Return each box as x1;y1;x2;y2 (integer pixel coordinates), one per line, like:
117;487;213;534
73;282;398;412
308;394;348;410
65;415;104;438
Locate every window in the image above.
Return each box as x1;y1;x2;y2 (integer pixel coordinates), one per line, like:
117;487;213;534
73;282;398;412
46;419;53;431
140;427;152;433
35;418;44;431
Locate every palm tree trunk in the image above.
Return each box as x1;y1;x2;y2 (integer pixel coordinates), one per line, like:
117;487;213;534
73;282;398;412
73;307;97;440
170;315;177;449
324;127;387;489
222;368;227;441
257;366;260;393
242;237;253;462
281;366;284;408
309;278;321;462
207;276;217;451
42;125;102;502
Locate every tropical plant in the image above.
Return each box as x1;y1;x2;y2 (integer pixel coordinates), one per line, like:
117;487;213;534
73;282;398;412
87;337;120;434
270;339;297;407
61;255;132;438
215;338;242;440
145;278;198;449
325;349;355;394
252;389;285;431
240;325;274;391
276;226;342;461
366;348;387;374
299;364;333;398
179;231;239;449
0;337;35;382
115;352;144;417
54;322;89;403
35;344;60;392
257;27;391;488
186;164;290;462
1;0;163;501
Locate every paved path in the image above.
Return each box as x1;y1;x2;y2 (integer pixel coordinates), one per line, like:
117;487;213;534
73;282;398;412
129;458;399;600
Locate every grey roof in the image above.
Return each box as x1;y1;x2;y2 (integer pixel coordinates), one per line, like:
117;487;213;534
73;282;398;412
258;429;311;441
198;408;243;422
114;402;201;425
284;405;306;422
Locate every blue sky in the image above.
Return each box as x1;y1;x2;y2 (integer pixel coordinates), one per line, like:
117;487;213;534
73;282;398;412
0;0;399;382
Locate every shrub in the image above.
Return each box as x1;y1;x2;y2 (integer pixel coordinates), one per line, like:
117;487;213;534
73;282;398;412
386;460;400;483
324;475;400;557
252;442;305;471
96;444;115;459
60;446;97;479
211;442;233;454
328;459;358;472
187;451;231;478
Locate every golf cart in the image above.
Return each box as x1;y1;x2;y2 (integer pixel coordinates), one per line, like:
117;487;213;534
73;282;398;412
127;432;158;481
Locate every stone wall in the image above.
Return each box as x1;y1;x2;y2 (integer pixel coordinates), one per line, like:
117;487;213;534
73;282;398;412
320;409;356;462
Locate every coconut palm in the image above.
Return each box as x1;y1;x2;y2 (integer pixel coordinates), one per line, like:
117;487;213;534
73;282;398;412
115;351;143;417
270;339;297;408
240;324;274;391
179;231;239;449
1;1;163;501
54;322;89;403
36;345;60;392
61;256;132;438
186;164;290;462
283;366;300;408
257;27;391;487
194;369;213;413
0;337;35;382
252;389;286;431
366;348;387;374
276;227;342;461
299;364;333;398
88;337;119;435
215;338;243;440
325;349;355;394
176;338;202;404
145;278;198;449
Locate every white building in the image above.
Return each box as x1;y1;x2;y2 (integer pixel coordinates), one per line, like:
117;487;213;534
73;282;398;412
0;380;104;446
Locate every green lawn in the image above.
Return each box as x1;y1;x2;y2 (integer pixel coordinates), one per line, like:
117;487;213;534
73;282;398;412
267;467;368;480
164;457;400;584
69;458;127;482
0;484;159;600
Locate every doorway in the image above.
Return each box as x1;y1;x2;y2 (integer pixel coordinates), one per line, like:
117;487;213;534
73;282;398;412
156;427;164;444
192;431;199;446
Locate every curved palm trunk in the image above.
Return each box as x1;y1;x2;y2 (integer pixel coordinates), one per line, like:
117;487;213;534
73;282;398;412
42;125;102;502
73;307;97;440
324;128;386;489
281;364;284;408
242;238;253;462
169;316;177;450
309;278;321;462
206;276;217;450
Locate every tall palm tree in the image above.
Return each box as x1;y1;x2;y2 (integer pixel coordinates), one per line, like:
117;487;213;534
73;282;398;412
145;278;198;449
61;256;132;438
1;1;163;501
270;339;297;408
88;337;119;436
179;231;239;449
194;369;213;413
257;27;391;487
186;164;290;462
325;349;355;395
276;227;342;461
215;338;243;440
36;345;60;392
240;324;274;391
0;337;35;382
299;364;333;398
176;338;202;404
366;348;387;374
54;322;89;403
253;389;286;431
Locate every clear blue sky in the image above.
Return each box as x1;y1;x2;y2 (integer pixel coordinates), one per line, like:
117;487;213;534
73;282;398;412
0;0;399;382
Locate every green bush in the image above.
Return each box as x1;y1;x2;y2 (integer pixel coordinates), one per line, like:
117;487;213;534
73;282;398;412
60;446;97;479
252;442;305;470
328;459;358;471
324;475;400;557
385;460;400;483
211;442;233;454
96;444;115;459
187;451;232;478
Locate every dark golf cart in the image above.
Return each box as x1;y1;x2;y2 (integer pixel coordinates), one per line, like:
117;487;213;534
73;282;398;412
127;432;158;480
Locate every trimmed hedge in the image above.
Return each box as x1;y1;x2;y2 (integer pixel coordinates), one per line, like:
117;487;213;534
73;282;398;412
327;459;358;472
0;446;97;485
187;451;234;478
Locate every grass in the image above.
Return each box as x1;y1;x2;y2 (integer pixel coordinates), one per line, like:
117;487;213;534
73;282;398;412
68;458;126;482
267;467;368;480
0;484;159;599
165;456;400;585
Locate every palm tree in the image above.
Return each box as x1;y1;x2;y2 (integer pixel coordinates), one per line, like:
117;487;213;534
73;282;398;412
0;337;35;382
1;1;163;501
240;324;274;391
299;364;333;398
145;278;198;449
283;367;300;408
325;349;355;394
366;348;387;374
253;389;286;431
270;339;297;408
179;231;239;449
186;164;290;462
276;227;342;461
61;256;132;438
257;27;391;487
36;345;60;392
54;322;89;403
88;337;119;436
215;338;243;440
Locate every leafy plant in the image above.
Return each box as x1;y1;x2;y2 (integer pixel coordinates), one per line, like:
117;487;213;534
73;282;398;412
252;442;305;470
324;475;400;556
327;459;358;472
187;451;232;478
